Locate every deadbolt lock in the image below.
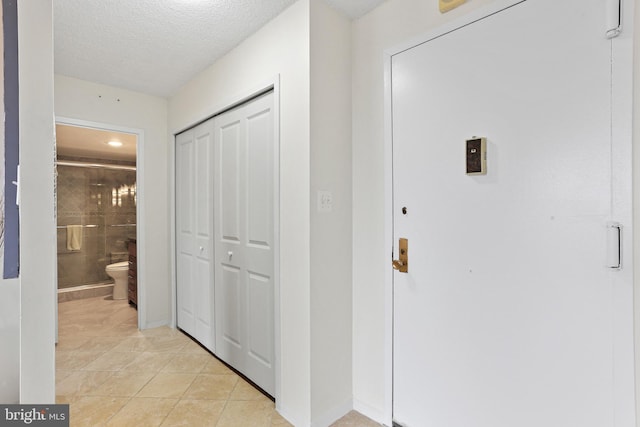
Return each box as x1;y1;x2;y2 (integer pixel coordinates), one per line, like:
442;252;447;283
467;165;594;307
392;238;408;273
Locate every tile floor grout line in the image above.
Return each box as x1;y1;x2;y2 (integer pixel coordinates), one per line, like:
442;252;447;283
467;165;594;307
57;295;376;426
214;395;232;427
156;397;181;427
103;395;134;426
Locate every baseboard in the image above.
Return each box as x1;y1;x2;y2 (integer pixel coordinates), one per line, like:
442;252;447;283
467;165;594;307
311;398;353;427
354;398;387;425
276;403;307;427
141;319;169;330
276;397;378;427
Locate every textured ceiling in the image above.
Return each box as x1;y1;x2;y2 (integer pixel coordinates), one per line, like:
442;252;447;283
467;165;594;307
54;0;386;98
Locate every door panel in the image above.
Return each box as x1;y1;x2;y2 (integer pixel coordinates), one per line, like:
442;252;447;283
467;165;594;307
220;121;242;242
176;121;214;351
392;1;632;426
194;123;213;349
247;109;273;248
221;265;242;349
247;272;272;366
176;253;194;331
195;133;211;239
176;130;196;336
214;91;275;395
195;257;211;344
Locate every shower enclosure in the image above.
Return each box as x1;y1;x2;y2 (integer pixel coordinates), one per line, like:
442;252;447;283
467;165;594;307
56;161;136;289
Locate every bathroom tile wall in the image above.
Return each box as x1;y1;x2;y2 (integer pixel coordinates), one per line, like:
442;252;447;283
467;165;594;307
57;163;136;289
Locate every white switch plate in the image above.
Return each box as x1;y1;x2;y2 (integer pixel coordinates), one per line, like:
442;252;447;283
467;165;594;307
439;0;466;13
317;190;333;213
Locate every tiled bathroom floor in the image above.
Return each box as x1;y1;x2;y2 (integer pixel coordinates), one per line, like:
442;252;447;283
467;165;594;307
56;296;380;427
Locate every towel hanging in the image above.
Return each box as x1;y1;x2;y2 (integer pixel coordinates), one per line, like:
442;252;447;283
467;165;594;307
66;225;83;251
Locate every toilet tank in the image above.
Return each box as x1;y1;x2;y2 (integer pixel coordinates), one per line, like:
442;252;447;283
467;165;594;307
110;251;128;263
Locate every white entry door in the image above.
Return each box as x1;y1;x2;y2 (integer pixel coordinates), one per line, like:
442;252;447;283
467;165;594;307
176;121;214;351
392;1;634;426
213;91;276;396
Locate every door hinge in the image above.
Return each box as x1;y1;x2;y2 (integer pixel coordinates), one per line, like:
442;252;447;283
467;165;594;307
606;0;621;39
11;165;19;206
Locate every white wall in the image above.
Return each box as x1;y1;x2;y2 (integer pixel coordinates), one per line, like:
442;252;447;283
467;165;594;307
18;0;56;403
0;279;19;402
309;1;352;426
168;1;311;424
54;75;169;329
633;1;640;424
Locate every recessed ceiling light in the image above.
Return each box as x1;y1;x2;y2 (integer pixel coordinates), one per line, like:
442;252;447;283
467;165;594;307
107;141;123;147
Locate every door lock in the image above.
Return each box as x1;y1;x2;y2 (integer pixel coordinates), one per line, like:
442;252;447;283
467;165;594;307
392;238;408;273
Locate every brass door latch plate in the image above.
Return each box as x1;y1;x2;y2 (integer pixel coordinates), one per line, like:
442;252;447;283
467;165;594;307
392;238;408;273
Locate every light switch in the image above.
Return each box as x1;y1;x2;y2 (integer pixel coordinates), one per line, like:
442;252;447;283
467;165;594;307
317;190;333;213
439;0;466;13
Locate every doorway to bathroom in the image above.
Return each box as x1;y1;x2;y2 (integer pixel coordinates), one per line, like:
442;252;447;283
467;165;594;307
55;121;139;324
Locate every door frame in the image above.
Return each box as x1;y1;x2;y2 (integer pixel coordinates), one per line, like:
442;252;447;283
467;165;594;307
54;116;145;330
170;76;281;403
382;1;635;425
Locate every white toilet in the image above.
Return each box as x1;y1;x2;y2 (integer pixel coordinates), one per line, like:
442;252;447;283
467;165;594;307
105;261;129;300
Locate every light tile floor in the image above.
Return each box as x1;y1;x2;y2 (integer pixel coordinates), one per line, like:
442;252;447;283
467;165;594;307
56;296;380;427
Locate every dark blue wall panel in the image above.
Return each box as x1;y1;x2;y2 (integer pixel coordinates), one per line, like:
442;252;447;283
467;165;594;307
3;0;19;279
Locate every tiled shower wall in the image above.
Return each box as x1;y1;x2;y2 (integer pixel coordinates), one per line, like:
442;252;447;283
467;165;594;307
57;164;136;289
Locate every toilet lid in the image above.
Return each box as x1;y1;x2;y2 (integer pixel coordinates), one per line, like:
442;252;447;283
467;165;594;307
106;261;129;270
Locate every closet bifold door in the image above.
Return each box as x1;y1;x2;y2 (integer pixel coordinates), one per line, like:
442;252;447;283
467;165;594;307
175;120;215;352
213;91;276;396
